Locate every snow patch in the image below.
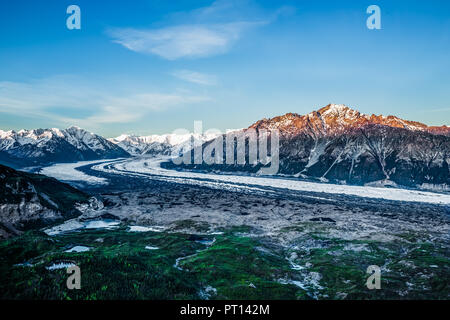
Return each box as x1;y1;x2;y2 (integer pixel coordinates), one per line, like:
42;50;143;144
46;262;76;270
40;159;113;185
44;219;120;236
65;246;91;253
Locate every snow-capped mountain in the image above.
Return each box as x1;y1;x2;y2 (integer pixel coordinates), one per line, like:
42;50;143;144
109;132;224;156
0;124;231;168
172;104;450;189
250;104;450;137
0;126;129;168
1;104;449;189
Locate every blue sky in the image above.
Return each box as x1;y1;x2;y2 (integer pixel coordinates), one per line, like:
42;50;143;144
0;0;449;137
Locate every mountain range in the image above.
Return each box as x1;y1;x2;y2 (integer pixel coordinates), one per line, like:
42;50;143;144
109;132;223;156
169;104;450;189
0;126;222;168
251;104;450;137
0;104;449;189
252;104;449;188
0;126;128;168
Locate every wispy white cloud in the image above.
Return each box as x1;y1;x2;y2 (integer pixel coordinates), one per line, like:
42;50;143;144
108;21;264;60
88;93;208;124
424;107;450;113
107;0;292;60
171;69;218;86
0;76;210;128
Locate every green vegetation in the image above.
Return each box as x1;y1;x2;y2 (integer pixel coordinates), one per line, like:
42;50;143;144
0;223;448;300
0;228;202;299
178;234;301;299
284;230;450;299
0;226;300;300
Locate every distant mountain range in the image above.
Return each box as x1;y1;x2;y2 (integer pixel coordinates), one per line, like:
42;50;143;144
109;132;223;156
0;126;128;168
0;104;449;189
0;126;222;168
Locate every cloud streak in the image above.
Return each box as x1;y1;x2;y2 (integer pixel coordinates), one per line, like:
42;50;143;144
106;0;289;60
171;69;218;86
108;21;265;60
0;76;210;128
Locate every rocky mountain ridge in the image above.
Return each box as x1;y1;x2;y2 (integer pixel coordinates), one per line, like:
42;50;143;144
172;104;450;189
0;126;129;168
0;164;91;238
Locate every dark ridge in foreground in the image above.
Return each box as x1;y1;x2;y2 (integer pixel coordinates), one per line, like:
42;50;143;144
0;164;90;238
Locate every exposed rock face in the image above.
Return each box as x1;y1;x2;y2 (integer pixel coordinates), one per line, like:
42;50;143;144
250;104;450;138
0;164;90;238
171;104;450;189
276;123;449;187
0;126;130;168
